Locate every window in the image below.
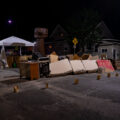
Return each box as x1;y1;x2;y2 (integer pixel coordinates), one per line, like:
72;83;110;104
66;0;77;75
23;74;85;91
87;44;92;50
60;33;64;37
102;49;107;53
95;45;98;52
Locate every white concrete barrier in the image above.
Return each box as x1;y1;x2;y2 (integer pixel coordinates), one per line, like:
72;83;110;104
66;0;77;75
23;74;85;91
70;60;86;74
50;59;72;76
82;60;98;72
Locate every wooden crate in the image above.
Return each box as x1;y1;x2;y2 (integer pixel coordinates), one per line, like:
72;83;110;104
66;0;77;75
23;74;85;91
20;62;40;80
7;56;14;68
7;56;20;68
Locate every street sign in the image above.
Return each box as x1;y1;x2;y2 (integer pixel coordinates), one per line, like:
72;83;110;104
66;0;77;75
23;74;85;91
72;37;78;54
72;37;78;45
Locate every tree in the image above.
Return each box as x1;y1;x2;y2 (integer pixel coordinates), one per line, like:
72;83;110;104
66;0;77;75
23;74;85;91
65;8;102;53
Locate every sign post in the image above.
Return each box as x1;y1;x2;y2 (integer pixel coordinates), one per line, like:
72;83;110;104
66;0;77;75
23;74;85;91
73;45;76;54
72;37;78;54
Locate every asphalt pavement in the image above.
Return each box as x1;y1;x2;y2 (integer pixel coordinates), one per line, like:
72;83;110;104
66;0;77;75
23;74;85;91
0;68;120;120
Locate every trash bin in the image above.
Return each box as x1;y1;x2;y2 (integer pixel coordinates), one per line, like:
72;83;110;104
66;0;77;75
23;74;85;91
39;62;50;77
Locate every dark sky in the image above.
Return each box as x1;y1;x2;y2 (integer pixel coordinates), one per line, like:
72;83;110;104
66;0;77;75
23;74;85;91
0;0;120;41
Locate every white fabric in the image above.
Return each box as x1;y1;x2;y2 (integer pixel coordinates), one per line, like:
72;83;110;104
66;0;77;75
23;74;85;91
49;54;58;63
70;60;86;73
1;45;8;67
50;59;72;76
82;60;98;71
0;36;34;46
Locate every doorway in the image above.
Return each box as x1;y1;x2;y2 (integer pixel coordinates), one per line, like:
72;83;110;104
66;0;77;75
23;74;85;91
113;49;117;60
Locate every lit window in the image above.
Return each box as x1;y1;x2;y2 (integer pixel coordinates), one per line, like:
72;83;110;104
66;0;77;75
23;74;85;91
60;33;64;37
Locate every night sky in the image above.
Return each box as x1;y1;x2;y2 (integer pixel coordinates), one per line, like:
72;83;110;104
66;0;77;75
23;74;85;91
0;0;120;41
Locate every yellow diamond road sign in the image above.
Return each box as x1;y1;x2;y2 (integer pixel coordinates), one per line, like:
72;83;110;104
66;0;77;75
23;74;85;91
72;37;78;45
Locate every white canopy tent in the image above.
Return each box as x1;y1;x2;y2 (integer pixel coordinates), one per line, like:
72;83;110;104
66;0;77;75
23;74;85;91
0;36;34;56
0;36;34;46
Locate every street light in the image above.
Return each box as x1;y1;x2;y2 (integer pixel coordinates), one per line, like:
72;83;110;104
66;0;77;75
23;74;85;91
8;19;13;24
7;18;18;35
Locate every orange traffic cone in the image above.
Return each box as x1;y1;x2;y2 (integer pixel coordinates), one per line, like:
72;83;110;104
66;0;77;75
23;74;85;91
97;74;101;80
13;85;19;93
107;73;111;78
115;73;119;77
74;79;79;85
46;83;48;88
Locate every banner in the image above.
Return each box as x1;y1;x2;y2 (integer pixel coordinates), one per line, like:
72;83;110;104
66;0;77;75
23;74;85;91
97;60;114;72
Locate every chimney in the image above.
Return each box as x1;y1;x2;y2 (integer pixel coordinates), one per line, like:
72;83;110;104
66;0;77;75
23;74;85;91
34;28;48;56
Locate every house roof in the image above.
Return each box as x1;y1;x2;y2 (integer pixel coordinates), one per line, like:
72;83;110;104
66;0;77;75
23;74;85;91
98;38;120;46
96;21;114;39
50;24;68;38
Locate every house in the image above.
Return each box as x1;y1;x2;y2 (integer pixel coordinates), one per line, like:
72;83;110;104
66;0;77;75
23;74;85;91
45;24;71;55
95;22;120;60
44;21;120;60
98;39;120;60
78;21;120;60
84;21;115;55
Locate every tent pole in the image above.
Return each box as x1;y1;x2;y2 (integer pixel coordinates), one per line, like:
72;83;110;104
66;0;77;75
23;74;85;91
20;46;22;56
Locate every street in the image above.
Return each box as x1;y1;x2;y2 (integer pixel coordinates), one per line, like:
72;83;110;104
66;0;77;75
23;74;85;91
0;68;120;120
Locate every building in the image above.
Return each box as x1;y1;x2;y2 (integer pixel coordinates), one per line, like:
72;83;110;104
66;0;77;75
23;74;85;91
84;21;114;54
84;21;120;60
98;39;120;60
45;24;71;55
44;21;120;60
